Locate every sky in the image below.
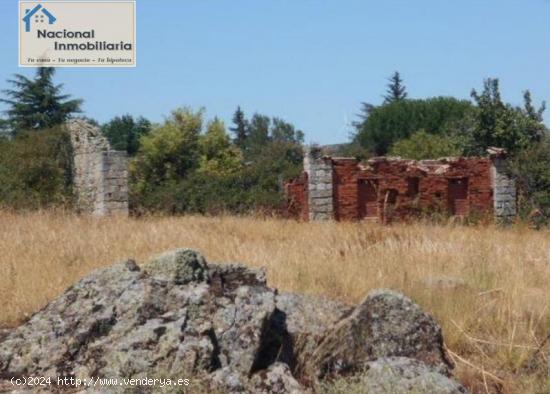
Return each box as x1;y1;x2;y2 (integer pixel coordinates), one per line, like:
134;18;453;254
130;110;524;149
0;0;549;144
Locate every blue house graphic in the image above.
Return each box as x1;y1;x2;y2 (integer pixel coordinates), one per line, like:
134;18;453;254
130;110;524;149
22;4;56;33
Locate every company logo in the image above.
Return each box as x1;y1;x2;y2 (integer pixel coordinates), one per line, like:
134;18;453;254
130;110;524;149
20;1;136;67
22;4;56;33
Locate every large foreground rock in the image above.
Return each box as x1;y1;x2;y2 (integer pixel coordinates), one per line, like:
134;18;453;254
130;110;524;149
0;249;465;393
303;289;454;380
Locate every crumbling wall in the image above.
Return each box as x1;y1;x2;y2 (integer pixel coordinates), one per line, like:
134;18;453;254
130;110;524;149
489;149;517;221
285;148;515;223
333;158;360;221
68;120;129;216
353;157;494;223
304;147;333;220
284;172;308;220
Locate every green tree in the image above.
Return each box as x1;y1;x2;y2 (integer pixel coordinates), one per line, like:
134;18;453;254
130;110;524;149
384;71;408;104
246;114;271;156
102;115;151;155
469;78;546;155
130;108;202;191
230;106;248;151
389;129;463;160
271;117;304;144
198;118;243;177
0;68;82;134
354;97;474;156
128;107;305;215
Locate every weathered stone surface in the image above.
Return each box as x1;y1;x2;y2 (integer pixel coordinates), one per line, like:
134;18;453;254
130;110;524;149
0;251;288;393
0;250;465;393
361;357;468;394
145;248;209;284
275;293;352;373
249;363;305;394
68;119;129;216
304;289;453;379
304;146;334;221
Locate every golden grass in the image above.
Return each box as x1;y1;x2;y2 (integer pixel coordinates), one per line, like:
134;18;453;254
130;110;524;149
1;210;549;393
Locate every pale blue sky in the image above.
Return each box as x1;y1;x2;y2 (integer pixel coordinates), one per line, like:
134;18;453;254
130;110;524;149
1;0;549;144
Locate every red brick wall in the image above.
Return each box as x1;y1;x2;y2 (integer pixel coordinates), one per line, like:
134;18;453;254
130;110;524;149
333;159;360;221
284;172;308;220
285;157;494;222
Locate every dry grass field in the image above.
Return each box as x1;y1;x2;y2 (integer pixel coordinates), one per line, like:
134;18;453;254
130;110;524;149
0;210;549;393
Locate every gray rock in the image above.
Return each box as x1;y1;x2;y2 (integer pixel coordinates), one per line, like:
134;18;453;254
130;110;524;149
145;248;209;284
275;293;352;375
304;289;453;380
0;251;283;393
210;367;247;393
209;264;267;295
249;363;306;394
0;251;463;394
362;357;468;394
211;363;306;394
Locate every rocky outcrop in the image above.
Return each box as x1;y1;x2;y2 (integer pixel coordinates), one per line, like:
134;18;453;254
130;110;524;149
303;289;454;381
0;249;467;393
275;292;352;375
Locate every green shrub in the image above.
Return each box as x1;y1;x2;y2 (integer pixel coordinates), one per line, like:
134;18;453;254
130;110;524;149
0;127;74;209
389;130;464;160
510;139;550;227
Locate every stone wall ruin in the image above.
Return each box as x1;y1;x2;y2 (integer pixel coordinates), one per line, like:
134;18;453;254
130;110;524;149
68;120;129;216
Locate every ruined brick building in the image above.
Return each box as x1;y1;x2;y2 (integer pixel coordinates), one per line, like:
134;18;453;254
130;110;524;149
285;147;516;223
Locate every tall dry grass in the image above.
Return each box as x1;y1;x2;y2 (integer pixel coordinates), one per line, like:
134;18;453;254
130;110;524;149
0;210;549;393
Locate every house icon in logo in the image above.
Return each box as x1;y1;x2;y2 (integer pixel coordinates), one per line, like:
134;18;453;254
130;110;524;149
22;4;56;33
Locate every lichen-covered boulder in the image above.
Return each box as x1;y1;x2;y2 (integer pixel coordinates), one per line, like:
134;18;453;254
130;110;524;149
248;362;305;394
0;250;298;393
0;251;464;394
145;248;209;284
275;292;352;373
304;289;453;380
361;357;468;394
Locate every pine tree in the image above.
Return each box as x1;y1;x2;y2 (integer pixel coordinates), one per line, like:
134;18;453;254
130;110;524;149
229;106;248;150
0;68;82;134
246;114;271;156
384;71;408;104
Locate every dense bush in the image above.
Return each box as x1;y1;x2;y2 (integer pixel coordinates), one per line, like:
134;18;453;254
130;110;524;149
510;138;550;227
133;170;284;215
129;107;303;215
0;127;74;209
389;130;463;160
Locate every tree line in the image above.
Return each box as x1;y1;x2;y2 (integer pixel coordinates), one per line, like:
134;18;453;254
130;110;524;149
0;68;304;215
0;68;548;225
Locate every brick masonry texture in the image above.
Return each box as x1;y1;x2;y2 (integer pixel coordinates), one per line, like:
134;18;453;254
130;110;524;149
285;147;516;223
68;120;129;216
